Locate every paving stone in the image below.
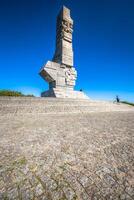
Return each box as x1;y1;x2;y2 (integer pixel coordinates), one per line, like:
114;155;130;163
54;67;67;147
0;97;134;199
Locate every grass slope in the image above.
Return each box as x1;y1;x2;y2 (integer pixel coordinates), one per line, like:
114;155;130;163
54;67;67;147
0;90;34;97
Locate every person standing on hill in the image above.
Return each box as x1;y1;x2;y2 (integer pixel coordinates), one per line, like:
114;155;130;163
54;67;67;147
116;95;120;103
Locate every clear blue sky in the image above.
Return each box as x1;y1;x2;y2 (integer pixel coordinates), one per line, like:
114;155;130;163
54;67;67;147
0;0;134;101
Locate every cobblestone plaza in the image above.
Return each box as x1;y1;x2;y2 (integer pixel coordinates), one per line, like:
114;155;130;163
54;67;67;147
0;97;134;199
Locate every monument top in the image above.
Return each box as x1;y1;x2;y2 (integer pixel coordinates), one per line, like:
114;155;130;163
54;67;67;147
58;6;72;21
53;5;73;66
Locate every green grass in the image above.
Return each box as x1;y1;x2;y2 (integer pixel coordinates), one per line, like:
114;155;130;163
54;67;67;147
121;101;134;106
0;90;34;97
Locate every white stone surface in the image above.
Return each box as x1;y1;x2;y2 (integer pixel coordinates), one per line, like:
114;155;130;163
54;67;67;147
41;88;89;99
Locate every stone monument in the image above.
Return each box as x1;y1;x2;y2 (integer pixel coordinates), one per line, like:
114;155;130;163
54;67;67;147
39;6;89;99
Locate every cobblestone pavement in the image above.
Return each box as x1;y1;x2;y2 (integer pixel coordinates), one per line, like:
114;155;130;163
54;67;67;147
0;111;134;199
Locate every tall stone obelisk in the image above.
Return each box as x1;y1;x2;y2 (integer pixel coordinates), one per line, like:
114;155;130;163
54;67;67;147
39;6;89;99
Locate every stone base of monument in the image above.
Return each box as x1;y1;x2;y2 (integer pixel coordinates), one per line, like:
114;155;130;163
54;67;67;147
41;88;89;99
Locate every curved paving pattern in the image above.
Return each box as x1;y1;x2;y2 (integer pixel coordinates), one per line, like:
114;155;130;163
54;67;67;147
0;97;134;199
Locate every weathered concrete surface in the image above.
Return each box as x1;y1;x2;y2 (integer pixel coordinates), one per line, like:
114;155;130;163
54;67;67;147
0;97;134;199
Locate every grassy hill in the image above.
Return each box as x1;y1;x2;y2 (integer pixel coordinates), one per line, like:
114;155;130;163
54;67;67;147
0;90;34;97
121;101;134;106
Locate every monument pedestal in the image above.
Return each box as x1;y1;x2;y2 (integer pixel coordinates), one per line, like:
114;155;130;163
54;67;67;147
41;88;89;99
